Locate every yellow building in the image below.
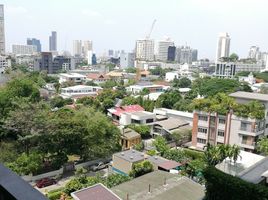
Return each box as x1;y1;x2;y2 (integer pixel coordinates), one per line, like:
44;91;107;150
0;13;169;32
120;128;141;150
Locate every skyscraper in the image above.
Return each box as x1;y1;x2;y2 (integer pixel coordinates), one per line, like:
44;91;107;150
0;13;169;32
176;46;193;64
73;40;82;56
248;46;260;60
49;31;57;51
192;49;198;62
27;38;41;52
135;39;154;61
83;40;93;57
157;39;174;61
216;32;230;61
0;5;5;54
167;46;176;62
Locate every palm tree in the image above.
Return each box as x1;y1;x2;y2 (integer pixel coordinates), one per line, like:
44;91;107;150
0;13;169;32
231;145;241;175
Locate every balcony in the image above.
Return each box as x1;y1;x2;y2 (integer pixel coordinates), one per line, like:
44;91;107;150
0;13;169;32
239;142;255;150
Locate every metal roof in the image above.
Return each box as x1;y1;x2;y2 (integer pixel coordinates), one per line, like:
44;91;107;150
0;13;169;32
0;164;48;200
150;117;189;130
229;91;268;102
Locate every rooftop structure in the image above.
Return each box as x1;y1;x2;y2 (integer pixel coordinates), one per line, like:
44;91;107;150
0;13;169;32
59;73;87;84
126;84;169;95
71;183;121;200
111;171;205;200
60;85;102;99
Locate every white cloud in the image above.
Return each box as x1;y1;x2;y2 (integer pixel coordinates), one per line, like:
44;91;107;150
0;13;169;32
6;6;28;15
81;9;102;17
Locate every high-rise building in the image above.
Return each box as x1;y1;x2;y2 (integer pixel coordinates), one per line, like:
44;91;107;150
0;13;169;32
73;40;82;56
27;38;41;52
49;31;57;51
34;52;53;73
157;39;174;61
12;44;37;55
135;39;154;61
176;46;192;64
216;32;231;61
92;54;97;65
108;50;114;57
167;46;176;62
83;40;93;57
0;5;5;54
248;46;260;60
192;49;198;62
120;52;135;69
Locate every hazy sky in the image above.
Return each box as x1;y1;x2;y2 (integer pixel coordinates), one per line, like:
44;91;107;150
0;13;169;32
2;0;268;60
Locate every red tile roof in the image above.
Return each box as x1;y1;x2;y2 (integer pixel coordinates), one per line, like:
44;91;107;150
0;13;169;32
87;73;110;80
158;160;181;170
71;183;121;200
112;105;144;116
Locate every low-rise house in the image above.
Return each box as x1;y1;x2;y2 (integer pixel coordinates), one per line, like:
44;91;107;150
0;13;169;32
111;171;205;200
108;105;156;126
112;149;181;175
87;73;110;84
106;71;124;81
216;150;268;185
126;84;169;94
71;183;121;200
120;128;141;150
143;92;163;101
60;85;102;100
59;73;87;84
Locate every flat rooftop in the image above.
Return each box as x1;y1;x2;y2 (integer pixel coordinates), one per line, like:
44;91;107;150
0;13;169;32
113;149;148;163
229;91;268;102
111;171;204;200
71;183;121;200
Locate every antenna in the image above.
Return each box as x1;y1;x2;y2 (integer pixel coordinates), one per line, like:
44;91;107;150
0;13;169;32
145;19;157;39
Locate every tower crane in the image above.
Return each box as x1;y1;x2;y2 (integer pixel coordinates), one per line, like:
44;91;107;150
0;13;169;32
146;19;157;39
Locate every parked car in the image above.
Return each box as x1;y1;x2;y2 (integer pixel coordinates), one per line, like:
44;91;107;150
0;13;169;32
91;162;107;171
36;178;56;188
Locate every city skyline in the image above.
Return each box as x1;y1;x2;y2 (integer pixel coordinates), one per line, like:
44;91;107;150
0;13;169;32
2;0;268;60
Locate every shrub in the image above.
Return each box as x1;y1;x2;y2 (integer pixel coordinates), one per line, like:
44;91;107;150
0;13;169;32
47;190;63;200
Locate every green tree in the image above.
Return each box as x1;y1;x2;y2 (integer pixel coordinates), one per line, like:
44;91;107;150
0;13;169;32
155;90;182;109
229;53;239;61
129;160;153;178
153;136;169;156
173;77;191;88
257;137;268;156
85;80;98;86
128;125;151;139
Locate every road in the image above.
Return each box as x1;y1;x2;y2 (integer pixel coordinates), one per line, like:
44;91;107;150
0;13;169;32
35;168;109;194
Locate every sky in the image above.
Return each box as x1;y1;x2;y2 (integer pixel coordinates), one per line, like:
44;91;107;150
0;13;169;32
2;0;268;60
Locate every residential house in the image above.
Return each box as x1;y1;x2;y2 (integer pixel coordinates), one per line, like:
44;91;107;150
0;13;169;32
86;73;110;85
59;73;86;84
106;71;124;81
191;91;268;151
71;183;121;200
126;84;169;94
107;105;156;126
60;85;102;100
120;128;141;150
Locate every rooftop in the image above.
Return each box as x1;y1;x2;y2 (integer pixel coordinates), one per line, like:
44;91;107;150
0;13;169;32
71;183;121;200
109;105;145;116
0;164;47;200
113;149;148;163
87;73;110;80
59;73;86;78
150;117;189;130
111;171;205;200
61;85;102;90
153;108;193;119
130;111;155;117
158;160;182;170
229;91;268;102
121;128;141;139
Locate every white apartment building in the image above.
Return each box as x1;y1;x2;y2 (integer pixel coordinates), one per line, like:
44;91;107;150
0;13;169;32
83;40;93;57
191;92;268;151
135;39;154;61
60;85;102;99
12;44;37;55
0;55;11;73
157;39;174;61
215;62;236;78
73;40;82;56
216;32;230;61
59;73;87;84
120;52;135;69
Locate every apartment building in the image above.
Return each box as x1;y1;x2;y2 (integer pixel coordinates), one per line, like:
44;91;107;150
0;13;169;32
0;55;11;73
60;85;102;99
191;92;268;152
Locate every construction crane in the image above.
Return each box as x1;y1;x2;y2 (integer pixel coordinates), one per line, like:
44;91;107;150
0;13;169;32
136;19;157;82
146;19;157;39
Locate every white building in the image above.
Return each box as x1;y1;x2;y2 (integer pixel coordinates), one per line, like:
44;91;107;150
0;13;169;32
238;72;256;85
12;44;37;55
216;32;231;61
60;85;102;99
176;46;193;64
248;46;260;60
73;40;82;56
83;40;93;58
0;5;5;54
236;63;264;73
126;84;169;94
59;73;87;84
135;39;154;61
120;52;135;69
215;62;236;78
0;55;11;73
157;39;174;61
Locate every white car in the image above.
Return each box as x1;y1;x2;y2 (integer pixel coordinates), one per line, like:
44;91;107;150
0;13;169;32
91;162;107;171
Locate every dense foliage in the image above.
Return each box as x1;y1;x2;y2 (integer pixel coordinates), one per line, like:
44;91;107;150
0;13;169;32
129;160;154;178
203;166;268;200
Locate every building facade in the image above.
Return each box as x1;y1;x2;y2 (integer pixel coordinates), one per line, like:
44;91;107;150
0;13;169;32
120;52;135;68
157;39;174;61
176;46;193;64
167;46;176;62
191;92;268;152
215;62;236;78
27;38;41;52
49;31;57;51
34;52;53;73
12;44;37;55
135;39;154;61
248;46;260;60
216;32;230;61
73;40;82;56
0;5;5;54
0;55;11;73
192;49;198;62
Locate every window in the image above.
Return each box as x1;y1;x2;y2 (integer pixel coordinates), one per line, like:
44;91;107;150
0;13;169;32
218;130;224;137
146;118;154;123
219;118;226;124
131;119;141;124
198;127;207;134
197;138;206;144
198;115;208;121
241;122;251;131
